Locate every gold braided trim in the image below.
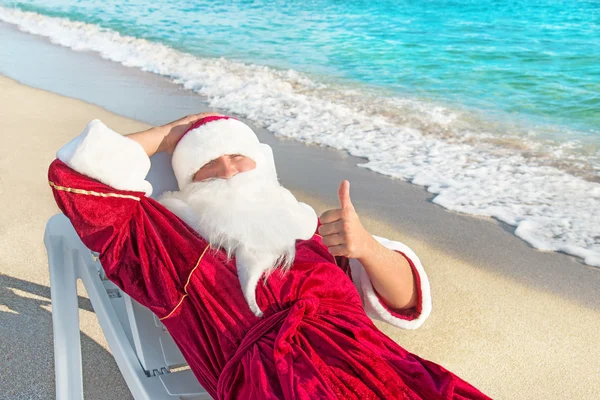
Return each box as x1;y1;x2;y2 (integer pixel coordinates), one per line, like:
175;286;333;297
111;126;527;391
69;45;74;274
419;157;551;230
160;294;188;321
184;245;210;292
48;181;141;201
160;244;210;321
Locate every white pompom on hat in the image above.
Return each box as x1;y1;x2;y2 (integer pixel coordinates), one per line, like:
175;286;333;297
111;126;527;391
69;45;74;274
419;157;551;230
172;116;266;190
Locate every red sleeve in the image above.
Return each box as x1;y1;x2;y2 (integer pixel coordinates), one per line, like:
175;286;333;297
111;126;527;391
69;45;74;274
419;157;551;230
48;159;142;254
48;159;207;318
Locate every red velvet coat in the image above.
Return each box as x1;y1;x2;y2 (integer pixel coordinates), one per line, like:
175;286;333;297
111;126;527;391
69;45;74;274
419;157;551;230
48;157;490;400
49;116;490;399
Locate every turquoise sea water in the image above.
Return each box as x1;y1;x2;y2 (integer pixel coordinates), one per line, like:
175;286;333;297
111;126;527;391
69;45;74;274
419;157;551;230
3;0;599;134
1;1;599;267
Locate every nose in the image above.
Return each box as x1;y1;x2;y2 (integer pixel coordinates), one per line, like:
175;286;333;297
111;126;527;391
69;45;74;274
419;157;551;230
218;157;238;179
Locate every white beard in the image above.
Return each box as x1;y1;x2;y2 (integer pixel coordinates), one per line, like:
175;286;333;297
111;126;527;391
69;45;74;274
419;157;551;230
158;167;317;316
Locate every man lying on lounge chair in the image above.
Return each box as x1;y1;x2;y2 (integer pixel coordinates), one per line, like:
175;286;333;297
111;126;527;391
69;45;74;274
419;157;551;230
48;113;490;399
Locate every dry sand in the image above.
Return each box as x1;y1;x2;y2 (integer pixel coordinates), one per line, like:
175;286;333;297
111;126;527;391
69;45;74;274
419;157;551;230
1;74;599;399
0;75;148;399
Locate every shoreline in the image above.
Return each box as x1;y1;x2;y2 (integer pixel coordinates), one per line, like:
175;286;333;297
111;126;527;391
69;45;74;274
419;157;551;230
1;23;600;399
1;8;598;269
1;21;599;309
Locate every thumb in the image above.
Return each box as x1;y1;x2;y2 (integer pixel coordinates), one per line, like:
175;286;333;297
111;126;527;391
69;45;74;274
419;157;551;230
337;180;355;211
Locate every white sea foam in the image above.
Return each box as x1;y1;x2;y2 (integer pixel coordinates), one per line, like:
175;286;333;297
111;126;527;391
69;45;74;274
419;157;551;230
1;6;598;267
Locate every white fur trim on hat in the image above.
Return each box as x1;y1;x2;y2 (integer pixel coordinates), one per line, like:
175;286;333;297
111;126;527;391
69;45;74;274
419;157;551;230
171;118;265;190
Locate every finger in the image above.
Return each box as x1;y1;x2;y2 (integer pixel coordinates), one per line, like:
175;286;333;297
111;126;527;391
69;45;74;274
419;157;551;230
319;209;343;224
321;233;345;248
189;112;222;124
196;112;222;118
337;180;355;211
317;220;344;236
326;244;347;257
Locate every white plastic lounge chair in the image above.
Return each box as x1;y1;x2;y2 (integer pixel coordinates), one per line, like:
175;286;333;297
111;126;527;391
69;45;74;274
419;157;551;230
44;152;212;400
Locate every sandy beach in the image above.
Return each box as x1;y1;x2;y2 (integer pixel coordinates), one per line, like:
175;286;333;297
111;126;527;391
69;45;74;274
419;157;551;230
1;74;600;399
1;22;600;400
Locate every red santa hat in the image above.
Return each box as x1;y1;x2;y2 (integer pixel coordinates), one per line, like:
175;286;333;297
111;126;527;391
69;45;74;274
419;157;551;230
172;116;267;190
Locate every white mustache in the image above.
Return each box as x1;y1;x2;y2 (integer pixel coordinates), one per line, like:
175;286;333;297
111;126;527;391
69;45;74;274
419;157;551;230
159;165;318;316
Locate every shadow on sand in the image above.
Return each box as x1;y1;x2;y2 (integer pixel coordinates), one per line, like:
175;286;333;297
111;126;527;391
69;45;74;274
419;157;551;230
0;273;134;399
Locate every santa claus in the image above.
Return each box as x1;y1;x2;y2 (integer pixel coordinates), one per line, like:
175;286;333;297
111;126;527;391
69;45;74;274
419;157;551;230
48;113;490;399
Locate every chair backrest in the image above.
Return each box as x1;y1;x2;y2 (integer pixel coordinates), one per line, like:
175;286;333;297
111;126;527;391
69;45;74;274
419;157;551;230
122;292;187;376
147;152;179;199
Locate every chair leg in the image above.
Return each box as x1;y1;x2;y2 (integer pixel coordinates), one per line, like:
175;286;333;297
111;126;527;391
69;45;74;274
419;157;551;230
48;242;84;400
80;254;161;400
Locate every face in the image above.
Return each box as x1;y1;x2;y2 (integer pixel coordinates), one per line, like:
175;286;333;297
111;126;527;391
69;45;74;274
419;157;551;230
192;154;256;182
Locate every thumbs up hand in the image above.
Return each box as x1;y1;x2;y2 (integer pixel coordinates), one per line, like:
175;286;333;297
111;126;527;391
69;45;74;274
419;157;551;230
318;180;375;259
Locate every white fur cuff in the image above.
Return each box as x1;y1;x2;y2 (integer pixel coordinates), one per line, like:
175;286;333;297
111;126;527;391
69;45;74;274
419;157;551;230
350;235;432;330
57;119;153;196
